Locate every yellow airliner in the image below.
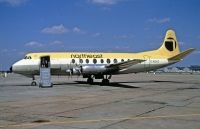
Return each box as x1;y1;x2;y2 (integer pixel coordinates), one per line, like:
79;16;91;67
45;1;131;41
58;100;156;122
10;29;194;85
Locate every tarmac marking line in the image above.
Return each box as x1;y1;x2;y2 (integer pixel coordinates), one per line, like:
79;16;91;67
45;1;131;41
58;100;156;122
1;113;200;128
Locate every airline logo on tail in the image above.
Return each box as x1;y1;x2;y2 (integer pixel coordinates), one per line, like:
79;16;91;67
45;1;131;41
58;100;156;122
154;30;194;61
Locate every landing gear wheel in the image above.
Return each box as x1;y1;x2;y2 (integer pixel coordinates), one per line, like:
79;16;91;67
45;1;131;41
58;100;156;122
101;79;109;86
31;75;37;86
87;78;94;84
31;81;37;86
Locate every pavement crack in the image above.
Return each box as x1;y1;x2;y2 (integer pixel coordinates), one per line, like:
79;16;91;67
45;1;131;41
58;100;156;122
183;96;200;101
98;106;166;129
135;106;166;117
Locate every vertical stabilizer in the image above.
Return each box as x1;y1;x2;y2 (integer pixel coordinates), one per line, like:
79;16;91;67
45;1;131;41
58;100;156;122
158;29;180;58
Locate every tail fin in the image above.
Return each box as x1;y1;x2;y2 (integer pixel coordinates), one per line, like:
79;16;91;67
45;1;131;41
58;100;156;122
158;29;181;58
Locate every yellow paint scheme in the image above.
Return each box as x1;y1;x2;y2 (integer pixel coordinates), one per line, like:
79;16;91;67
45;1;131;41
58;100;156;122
26;51;166;60
11;29;195;78
26;30;181;60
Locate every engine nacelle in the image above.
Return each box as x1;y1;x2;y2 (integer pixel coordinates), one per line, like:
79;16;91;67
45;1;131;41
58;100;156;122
66;65;113;75
66;67;81;75
81;65;107;74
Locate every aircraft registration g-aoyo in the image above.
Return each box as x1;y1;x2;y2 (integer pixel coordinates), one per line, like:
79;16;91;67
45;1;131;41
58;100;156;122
10;29;195;85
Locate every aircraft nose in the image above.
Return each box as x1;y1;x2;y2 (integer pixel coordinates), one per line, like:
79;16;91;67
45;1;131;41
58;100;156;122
9;66;12;72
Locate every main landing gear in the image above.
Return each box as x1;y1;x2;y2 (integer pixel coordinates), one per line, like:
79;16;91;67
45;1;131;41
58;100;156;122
31;76;37;86
86;75;112;85
101;75;112;85
87;76;94;84
101;79;109;85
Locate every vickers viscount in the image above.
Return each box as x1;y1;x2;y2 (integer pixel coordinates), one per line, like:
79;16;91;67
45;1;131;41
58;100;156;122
10;30;195;85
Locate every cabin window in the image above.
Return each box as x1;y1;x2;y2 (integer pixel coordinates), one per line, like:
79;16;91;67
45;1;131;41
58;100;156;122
79;59;83;64
100;59;104;64
113;59;118;63
128;59;130;61
86;59;89;64
107;59;111;64
121;59;124;62
93;59;97;64
72;59;75;63
165;41;174;51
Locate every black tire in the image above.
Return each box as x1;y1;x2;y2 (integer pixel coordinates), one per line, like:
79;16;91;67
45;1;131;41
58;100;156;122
31;81;37;86
101;79;109;86
87;78;93;84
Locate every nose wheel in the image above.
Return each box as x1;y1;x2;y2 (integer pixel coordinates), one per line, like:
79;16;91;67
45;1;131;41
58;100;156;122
31;76;37;86
31;81;37;86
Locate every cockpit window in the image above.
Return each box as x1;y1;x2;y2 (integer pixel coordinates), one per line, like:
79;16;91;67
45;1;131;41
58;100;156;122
24;56;32;59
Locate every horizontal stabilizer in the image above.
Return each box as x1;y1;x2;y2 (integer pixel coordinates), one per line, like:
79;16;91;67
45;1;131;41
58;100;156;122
106;59;145;70
168;48;195;61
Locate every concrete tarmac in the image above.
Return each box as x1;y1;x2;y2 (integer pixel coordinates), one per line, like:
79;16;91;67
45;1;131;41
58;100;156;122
0;73;200;129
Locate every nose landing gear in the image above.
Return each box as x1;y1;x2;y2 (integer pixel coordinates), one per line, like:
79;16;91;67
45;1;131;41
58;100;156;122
31;76;37;86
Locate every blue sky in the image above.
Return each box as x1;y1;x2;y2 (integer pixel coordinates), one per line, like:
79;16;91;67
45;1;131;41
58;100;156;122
0;0;200;70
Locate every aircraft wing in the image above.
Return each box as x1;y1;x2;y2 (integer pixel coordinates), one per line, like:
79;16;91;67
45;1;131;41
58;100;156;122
106;59;145;70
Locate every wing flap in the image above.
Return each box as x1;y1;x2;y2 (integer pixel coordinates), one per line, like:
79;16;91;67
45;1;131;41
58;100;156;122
106;59;145;70
168;48;195;61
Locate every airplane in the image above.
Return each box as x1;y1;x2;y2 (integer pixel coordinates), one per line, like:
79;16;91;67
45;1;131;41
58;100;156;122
10;29;195;86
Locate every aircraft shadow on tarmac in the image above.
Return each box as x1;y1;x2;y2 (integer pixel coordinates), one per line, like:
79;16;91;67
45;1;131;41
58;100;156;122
0;80;185;88
54;81;140;89
0;84;34;87
126;80;185;84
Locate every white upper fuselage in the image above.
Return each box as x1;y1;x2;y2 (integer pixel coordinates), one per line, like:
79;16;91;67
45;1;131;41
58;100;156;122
12;56;170;76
